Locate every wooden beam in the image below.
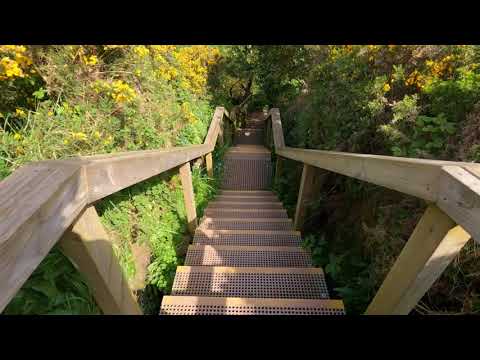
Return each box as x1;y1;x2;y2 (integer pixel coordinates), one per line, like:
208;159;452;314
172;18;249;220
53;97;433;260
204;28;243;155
269;108;286;150
206;153;214;178
277;147;480;202
179;162;197;235
294;164;325;230
59;206;142;315
437;166;480;243
204;107;225;146
365;205;471;315
0;162;88;312
83;144;210;203
275;156;282;187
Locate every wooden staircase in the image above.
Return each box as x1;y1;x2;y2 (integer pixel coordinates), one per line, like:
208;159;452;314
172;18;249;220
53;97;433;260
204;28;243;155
160;115;345;315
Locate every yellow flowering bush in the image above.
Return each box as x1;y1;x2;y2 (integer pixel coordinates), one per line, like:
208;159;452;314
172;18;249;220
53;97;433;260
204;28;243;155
0;45;33;80
174;46;220;94
133;46;150;58
91;79;136;104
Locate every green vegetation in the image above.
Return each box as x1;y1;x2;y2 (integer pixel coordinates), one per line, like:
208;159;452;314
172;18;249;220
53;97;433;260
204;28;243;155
214;45;480;314
3;44;480;315
1;45;224;314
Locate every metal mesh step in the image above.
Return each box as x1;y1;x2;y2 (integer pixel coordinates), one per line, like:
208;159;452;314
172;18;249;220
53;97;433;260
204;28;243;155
207;201;284;209
171;266;329;299
160;296;345;315
193;229;302;246
234;129;265;145
227;146;270;154
222;157;272;190
185;245;312;267
214;195;278;202
199;217;293;230
204;208;288;218
219;190;274;196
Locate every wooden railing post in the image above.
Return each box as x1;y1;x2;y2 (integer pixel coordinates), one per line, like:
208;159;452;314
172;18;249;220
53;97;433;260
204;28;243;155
59;206;142;315
294;164;315;230
365;204;471;315
293;164;327;230
179;161;197;235
274;153;283;187
206;152;214;178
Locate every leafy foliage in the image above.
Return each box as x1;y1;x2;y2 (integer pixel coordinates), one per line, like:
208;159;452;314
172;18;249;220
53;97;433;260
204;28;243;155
1;45;222;314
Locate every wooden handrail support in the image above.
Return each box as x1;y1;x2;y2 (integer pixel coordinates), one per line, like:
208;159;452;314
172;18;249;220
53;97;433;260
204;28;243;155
0;106;231;314
265;108;480;314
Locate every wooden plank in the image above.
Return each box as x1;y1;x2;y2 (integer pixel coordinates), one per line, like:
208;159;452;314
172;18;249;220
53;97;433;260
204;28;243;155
59;206;142;315
277;147;480;202
206;152;213;178
294;164;315;230
179;162;197;235
83;144;210;203
269;108;285;150
294;165;328;230
203;107;225;146
437;166;480;243
0;162;88;312
365;205;471;315
275;156;282;187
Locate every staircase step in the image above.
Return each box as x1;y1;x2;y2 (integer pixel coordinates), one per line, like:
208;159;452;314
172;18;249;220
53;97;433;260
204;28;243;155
193;229;302;246
235;129;264;145
219;190;274;196
225;153;271;160
185;245;311;267
207;201;284;209
171;266;329;299
160;296;345;315
204;208;288;218
227;146;270;154
222;157;272;190
214;195;278;202
199;217;293;230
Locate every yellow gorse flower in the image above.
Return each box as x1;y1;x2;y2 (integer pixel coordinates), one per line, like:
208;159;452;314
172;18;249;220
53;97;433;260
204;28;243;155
111;80;136;104
15;108;26;117
0;45;33;80
133;46;150;58
83;55;98;66
71;132;88;141
383;83;391;92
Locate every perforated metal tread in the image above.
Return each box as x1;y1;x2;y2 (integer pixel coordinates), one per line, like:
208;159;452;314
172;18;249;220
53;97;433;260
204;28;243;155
234;129;265;145
208;201;284;209
160;296;345;315
222;157;272;190
199;217;293;230
193;229;303;246
185;245;312;267
227;146;270;153
219;190;274;195
204;208;288;219
214;195;279;203
171;266;329;299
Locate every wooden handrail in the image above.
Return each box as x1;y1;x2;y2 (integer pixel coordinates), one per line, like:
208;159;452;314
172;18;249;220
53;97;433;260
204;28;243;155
266;107;479;314
0;106;231;313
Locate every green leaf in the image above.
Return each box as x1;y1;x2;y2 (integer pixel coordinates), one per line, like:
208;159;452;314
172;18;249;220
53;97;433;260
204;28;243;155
32;88;46;100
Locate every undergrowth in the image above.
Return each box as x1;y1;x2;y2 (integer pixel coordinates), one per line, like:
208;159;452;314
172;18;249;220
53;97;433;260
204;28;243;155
1;45;226;315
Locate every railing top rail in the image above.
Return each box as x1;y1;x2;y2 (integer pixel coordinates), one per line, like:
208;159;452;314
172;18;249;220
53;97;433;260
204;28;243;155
266;108;480;244
0;106;230;312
